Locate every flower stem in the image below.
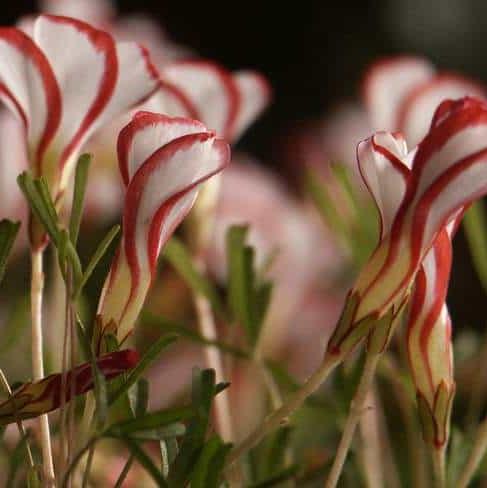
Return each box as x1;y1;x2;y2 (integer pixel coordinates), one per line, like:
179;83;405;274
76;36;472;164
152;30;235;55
457;415;487;488
325;352;381;488
31;248;55;486
432;446;446;488
225;352;340;468
193;291;234;442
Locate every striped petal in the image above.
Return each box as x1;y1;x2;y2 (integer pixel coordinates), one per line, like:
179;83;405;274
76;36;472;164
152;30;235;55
398;75;486;147
230;71;271;141
363;56;434;132
407;229;455;447
407;229;453;408
96;113;230;350
0;15;159;202
357;131;410;238
161;60;238;139
0;350;138;425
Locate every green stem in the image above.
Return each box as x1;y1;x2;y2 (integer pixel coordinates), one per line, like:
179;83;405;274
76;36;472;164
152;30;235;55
225;353;340;468
432;446;446;488
325;353;381;488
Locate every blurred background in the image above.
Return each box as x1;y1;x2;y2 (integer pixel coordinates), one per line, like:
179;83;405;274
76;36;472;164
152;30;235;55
1;0;485;327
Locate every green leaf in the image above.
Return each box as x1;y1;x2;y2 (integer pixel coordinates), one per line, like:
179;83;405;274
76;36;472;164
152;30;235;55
191;436;231;488
75;225;120;297
69;153;91;244
160;438;179;478
107;406;193;436
122;424;186;441
164;237;225;317
226;225;272;347
128;378;149;418
7;432;30;488
168;368;216;487
77;323;107;427
0;219;20;285
464;200;487;295
124;438;168;487
108;334;178;406
257;427;293;479
17;172;59;243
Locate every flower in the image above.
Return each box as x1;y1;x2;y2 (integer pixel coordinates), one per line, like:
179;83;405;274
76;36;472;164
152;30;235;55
94;112;230;352
152;60;271;143
0;14;159;243
363;55;486;147
407;227;456;448
0;349;138;424
327;97;487;356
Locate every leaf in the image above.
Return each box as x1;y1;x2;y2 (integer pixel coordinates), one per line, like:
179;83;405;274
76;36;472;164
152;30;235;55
123;424;186;441
164;237;225;317
124;438;168;487
75;225;120;297
168;368;216;487
17;172;59;243
128;378;149;418
108;334;178;406
0;219;20;285
69;153;91;244
106;406;193;436
77;323;107;427
160;438;179;478
226;225;272;347
6;432;30;488
464;200;487;295
191;436;232;488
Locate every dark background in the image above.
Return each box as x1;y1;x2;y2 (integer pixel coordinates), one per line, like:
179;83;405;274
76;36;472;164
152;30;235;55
2;0;486;328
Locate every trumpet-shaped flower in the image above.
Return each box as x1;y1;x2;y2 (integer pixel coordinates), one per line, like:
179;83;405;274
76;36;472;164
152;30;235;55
407;227;455;447
327;97;487;356
0;14;159;218
94;112;230;352
0;349;138;425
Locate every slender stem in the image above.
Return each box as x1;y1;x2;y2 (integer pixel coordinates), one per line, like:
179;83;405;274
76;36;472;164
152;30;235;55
81;442;95;488
31;248;56;486
457;415;487;488
225;353;340;468
193;291;234;442
325;353;381;488
432;446;446;488
114;456;134;488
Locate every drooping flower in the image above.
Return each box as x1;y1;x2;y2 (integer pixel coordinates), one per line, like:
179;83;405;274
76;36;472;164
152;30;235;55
0;349;138;424
0;14;159;244
327;97;487;356
407;228;456;448
94;112;230;352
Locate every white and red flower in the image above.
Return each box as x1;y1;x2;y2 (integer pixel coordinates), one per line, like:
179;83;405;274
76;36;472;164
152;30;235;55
327;97;487;356
94;112;230;352
151;60;271;144
363;56;486;147
0;14;159;215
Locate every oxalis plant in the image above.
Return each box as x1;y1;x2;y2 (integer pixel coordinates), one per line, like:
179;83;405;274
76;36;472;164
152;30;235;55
3;12;487;488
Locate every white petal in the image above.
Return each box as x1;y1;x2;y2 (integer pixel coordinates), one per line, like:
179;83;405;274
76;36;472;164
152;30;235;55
161;61;237;138
364;56;435;132
357;131;411;236
231;71;271;141
400;75;486;147
117;111;207;185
